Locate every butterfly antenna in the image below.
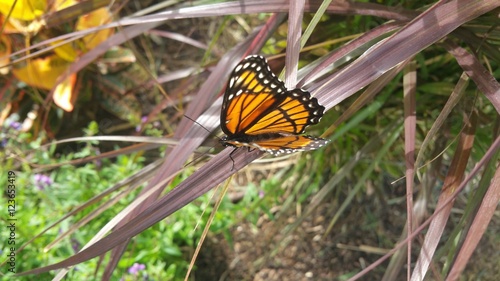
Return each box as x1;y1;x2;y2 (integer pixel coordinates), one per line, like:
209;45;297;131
182;114;224;168
183;114;225;143
183;114;213;134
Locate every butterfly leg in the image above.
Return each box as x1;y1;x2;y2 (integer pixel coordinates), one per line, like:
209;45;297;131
229;147;238;171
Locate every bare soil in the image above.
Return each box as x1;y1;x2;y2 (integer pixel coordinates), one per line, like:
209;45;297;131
195;188;500;281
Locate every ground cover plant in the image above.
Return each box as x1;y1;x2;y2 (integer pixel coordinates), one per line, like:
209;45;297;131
0;0;499;280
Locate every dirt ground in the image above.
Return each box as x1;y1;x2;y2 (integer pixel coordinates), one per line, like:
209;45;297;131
195;191;500;281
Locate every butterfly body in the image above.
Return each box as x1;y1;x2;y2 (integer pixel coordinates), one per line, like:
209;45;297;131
221;133;327;156
220;55;329;156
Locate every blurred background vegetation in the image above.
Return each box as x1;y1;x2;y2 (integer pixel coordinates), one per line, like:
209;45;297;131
0;0;499;280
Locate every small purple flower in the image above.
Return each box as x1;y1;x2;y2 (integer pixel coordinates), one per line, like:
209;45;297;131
135;116;148;132
94;148;102;168
259;190;265;198
33;174;53;190
71;238;80;253
128;263;146;275
9;121;22;130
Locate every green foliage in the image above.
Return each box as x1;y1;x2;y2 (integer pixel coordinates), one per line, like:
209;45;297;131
0;121;226;280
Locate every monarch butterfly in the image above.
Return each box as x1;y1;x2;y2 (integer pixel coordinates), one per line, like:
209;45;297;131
220;55;329;159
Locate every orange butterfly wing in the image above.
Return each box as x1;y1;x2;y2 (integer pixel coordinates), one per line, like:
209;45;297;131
247;135;329;156
220;55;328;155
